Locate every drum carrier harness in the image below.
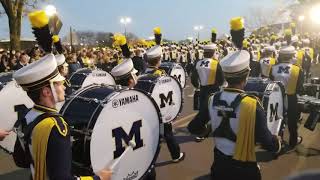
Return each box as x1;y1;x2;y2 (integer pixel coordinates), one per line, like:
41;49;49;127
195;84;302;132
211;91;251;142
13;109;62;168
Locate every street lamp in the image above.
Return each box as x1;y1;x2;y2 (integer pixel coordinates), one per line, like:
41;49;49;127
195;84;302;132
120;17;132;37
44;5;57;17
193;25;203;41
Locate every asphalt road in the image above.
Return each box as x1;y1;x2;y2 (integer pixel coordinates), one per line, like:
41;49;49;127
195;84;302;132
1;68;320;180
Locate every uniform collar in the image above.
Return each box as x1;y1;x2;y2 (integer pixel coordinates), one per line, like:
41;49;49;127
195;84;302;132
33;104;57;113
224;87;245;93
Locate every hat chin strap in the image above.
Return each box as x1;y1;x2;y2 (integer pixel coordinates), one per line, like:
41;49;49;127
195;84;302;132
49;81;59;104
131;72;138;85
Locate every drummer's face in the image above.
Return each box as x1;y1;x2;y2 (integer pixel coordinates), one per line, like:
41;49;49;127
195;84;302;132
54;81;66;102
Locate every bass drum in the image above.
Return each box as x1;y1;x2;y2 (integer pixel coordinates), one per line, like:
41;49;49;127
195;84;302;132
135;75;183;123
69;68;115;91
60;84;161;180
160;62;186;88
0;72;33;153
244;78;285;135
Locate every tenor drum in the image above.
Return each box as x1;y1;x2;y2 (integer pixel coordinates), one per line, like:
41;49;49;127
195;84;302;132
0;72;33;153
135;75;183;123
60;84;161;179
245;78;285;135
303;83;320;99
159;62;186;88
69;68;115;91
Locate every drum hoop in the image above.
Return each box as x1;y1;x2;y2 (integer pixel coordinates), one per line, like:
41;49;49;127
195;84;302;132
60;84;110;114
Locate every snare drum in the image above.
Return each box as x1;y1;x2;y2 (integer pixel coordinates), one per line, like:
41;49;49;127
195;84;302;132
159;62;187;88
245;78;285;135
135;75;183;123
69;68;115;91
0;72;34;153
60;84;161;179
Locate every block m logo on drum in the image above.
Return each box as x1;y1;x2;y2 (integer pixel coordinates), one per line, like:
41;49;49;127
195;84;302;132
173;75;182;84
159;91;173;108
112;120;143;159
269;103;279;122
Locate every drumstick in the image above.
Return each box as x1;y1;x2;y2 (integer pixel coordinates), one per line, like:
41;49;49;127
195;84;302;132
109;140;136;171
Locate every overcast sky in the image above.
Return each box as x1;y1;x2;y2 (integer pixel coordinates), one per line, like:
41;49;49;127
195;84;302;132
0;0;289;41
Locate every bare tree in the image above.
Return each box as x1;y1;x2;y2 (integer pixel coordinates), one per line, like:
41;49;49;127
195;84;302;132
0;0;43;51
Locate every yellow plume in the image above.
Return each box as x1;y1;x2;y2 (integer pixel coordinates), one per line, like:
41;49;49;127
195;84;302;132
153;27;161;35
230;17;244;31
113;33;127;46
28;10;49;28
211;28;217;34
243;39;249;48
271;34;278;40
284;29;292;36
52;35;60;43
290;22;296;28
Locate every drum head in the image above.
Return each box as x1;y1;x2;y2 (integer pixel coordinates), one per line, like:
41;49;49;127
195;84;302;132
90;89;160;180
265;82;284;135
152;76;183;123
0;77;33;153
160;62;186;88
82;69;115;87
170;63;186;88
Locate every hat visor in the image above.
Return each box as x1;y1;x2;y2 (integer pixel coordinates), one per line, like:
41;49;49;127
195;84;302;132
50;73;65;83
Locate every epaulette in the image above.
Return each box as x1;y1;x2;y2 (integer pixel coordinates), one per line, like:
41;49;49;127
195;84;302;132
50;116;68;137
245;94;263;109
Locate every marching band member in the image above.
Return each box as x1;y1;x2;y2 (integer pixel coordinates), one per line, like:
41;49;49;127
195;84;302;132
111;33;139;88
145;27;185;163
12;10;112;180
260;46;276;78
270;45;304;149
170;45;177;62
191;43;224;142
298;39;314;82
111;59;138;88
188;17;282;180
